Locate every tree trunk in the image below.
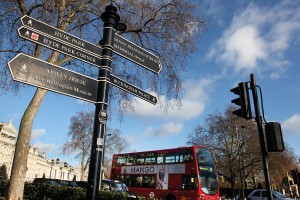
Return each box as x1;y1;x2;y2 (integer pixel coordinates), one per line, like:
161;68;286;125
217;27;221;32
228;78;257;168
81;156;85;181
6;88;47;200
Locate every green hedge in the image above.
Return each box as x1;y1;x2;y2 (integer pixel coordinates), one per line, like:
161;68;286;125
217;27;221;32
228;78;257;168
0;180;8;197
0;181;130;200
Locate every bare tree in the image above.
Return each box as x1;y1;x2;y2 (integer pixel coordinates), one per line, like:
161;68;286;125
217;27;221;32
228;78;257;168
0;0;209;199
187;106;260;194
187;106;299;194
268;145;298;188
103;128;130;179
62;111;94;181
62;110;129;180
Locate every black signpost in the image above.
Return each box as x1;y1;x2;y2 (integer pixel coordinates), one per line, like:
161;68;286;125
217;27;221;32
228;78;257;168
18;26;102;67
8;4;162;200
8;53;99;103
110;74;157;105
20;15;102;57
86;5;118;200
113;33;162;73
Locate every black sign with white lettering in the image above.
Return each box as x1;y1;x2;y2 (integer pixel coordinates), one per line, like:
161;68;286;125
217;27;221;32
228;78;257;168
18;26;102;67
113;34;162;74
8;53;98;103
21;15;102;57
110;74;157;105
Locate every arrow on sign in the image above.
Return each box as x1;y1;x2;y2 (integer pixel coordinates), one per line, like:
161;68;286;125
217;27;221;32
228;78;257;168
18;26;102;67
113;33;162;74
8;53;99;103
110;74;157;105
21;15;102;57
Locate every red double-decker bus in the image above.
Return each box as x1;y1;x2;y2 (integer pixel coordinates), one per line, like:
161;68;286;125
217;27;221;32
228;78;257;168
110;146;220;200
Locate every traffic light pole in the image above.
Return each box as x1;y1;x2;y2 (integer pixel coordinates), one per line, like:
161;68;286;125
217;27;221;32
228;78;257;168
86;5;120;200
250;74;273;200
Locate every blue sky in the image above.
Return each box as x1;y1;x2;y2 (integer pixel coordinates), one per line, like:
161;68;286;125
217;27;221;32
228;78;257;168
1;0;300;166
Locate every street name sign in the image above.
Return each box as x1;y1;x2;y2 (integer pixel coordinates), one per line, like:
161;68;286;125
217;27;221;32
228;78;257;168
20;15;102;57
18;26;102;67
110;74;157;105
15;16;159;105
8;53;98;103
113;33;162;74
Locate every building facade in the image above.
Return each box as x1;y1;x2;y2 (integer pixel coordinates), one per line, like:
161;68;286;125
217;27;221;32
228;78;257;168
0;119;80;182
0;119;15;176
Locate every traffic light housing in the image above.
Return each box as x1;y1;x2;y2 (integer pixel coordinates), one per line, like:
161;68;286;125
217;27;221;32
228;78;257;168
230;82;252;119
265;122;285;152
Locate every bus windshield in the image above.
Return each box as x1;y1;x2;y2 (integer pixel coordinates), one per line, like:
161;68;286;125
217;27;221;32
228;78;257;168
196;147;218;195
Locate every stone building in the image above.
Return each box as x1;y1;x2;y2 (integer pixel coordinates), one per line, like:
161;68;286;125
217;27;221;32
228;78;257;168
0;119;80;181
0;119;16;176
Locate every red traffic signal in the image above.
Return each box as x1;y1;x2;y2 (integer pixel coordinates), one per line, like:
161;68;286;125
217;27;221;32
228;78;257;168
230;82;252;119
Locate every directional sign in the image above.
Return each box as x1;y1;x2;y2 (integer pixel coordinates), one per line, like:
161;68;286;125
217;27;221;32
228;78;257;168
110;74;157;105
113;33;162;74
8;53;99;103
18;26;102;67
21;15;102;57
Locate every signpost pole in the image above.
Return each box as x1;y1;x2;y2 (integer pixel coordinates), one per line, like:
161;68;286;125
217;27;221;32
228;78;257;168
86;4;120;200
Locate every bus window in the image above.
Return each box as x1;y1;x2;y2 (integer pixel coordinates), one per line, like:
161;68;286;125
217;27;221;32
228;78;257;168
143;175;155;188
196;147;218;195
157;153;164;163
165;152;179;163
127;154;135;165
117;155;126;166
145;152;156;164
136;175;143;187
120;175;131;187
136;153;145;165
182;175;198;190
179;149;193;162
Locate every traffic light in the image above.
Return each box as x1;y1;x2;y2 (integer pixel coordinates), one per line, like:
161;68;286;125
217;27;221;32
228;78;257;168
265;122;285;152
230;82;252;119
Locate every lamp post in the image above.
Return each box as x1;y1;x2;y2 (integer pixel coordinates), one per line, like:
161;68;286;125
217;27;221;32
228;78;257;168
54;158;59;179
49;159;54;179
227;125;245;199
68;166;74;180
102;133;112;179
61;162;68;180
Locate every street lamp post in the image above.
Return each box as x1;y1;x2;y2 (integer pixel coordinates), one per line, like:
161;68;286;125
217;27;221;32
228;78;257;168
49;159;54;179
227;125;245;199
102;133;112;179
53;158;60;179
61;162;68;180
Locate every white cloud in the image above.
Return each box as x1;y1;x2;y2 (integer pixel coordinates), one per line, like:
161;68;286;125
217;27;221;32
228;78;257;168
220;25;267;71
32;141;57;153
31;129;46;140
282;114;300;136
141;127;154;138
154;122;183;138
207;1;300;78
121;76;218;122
